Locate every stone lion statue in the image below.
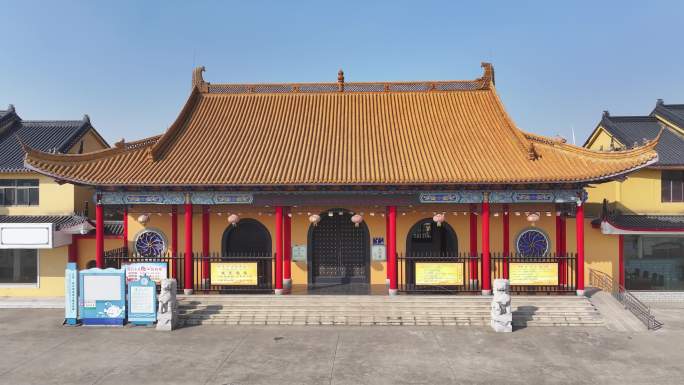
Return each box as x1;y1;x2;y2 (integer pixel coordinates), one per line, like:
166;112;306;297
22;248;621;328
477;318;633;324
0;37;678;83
156;278;178;331
491;279;512;332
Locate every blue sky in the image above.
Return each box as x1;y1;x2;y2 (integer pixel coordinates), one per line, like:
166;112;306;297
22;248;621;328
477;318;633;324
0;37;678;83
1;0;682;145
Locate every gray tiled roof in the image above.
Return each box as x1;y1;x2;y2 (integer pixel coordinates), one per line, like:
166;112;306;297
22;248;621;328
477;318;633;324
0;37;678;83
654;103;684;129
590;111;684;166
0;106;102;172
593;214;684;231
0;215;90;231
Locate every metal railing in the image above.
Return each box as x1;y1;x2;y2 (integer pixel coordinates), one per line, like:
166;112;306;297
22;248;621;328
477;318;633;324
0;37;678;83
104;249;274;294
589;269;663;330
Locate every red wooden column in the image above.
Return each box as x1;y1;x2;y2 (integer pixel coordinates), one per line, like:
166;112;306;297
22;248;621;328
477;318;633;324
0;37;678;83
618;235;625;291
388;206;398;295
385;208;390;284
555;207;563;286
201;206;210;283
576;200;585;296
68;242;78;264
95;194;104;268
469;205;478;284
481;194;491;295
122;205;128;254
560;212;567;285
171;205;178;279
283;207;292;289
502;204;510;279
275;206;284;295
184;197;194;294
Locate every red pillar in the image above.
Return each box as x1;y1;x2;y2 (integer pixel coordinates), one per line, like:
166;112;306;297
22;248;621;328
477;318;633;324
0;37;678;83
275;206;284;294
469;205;478;282
283;207;292;289
388;206;397;295
502;204;510;279
184;199;194;294
481;196;491;294
556;208;563;286
171;205;178;279
201;206;210;281
385;209;390;284
618;234;625;291
68;242;78;264
95;195;104;268
576;201;585;296
122;205;128;255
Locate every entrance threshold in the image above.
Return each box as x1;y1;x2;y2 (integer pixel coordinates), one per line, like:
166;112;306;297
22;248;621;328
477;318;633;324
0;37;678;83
290;284;388;295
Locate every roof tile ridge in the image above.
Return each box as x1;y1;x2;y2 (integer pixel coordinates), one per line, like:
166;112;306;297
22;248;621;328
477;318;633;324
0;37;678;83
22;133;158;164
149;88;201;161
487;83;532;156
528;129;661;159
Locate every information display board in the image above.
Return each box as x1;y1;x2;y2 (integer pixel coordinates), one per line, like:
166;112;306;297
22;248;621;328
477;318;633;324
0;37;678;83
64;262;78;325
78;268;126;326
123;262;168;284
415;263;464;285
509;263;558;286
127;275;157;326
210;262;258;285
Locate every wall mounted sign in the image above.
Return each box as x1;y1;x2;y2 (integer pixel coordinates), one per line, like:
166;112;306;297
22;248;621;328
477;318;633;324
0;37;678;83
415;263;464;285
419;190;582;204
509;263;558;286
123;262;168;284
292;245;307;262
372;245;386;261
64;262;78;325
127;275;157;326
79;268;126;326
191;192;254;205
210;262;258;285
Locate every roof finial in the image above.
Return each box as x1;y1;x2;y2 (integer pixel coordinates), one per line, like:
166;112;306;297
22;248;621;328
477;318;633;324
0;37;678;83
192;66;207;90
82;114;90;123
602;110;610;118
480;62;495;86
657;98;664;106
8;104;15;112
338;69;345;92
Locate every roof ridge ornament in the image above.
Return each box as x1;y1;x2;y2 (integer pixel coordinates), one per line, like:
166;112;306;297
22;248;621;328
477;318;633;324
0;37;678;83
480;62;495;86
8;104;15;113
192;66;208;92
82;114;90;124
338;69;344;92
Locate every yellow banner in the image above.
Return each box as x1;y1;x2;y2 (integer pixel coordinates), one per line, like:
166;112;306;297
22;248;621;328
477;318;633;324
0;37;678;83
415;263;464;285
509;263;558;286
211;262;258;286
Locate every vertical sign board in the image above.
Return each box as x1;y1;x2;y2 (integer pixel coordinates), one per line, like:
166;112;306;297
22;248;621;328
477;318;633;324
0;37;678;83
64;262;78;325
127;275;157;326
79;268;126;326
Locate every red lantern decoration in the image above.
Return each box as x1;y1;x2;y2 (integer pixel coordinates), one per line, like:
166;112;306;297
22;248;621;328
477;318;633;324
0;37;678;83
433;213;446;227
309;214;321;226
351;214;364;227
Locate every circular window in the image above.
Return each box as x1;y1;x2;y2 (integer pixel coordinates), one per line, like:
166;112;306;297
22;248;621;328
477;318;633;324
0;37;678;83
134;229;167;257
516;228;549;257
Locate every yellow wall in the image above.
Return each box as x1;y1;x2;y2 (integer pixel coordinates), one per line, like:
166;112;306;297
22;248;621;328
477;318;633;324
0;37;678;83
123;204;617;285
0;173;77;216
66;129;108;154
586;127;624;151
0;246;68;297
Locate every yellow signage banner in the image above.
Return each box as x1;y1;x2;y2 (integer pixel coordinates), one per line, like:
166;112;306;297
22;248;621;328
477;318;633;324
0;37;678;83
415;263;464;286
211;262;258;286
509;263;558;286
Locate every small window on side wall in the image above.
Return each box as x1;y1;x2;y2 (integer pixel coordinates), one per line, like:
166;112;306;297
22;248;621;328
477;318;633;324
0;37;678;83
662;170;684;202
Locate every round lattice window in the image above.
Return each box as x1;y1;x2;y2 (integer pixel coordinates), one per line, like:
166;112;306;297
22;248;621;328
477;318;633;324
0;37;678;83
516;228;549;257
134;229;167;257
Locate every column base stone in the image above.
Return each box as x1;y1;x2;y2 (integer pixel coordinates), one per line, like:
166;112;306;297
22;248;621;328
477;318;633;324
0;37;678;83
481;289;492;296
388;288;398;296
576;289;585;297
275;288;284;295
183;289;193;295
283;278;292;289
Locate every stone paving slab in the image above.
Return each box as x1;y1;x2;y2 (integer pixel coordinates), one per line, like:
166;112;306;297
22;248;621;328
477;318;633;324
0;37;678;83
1;309;684;385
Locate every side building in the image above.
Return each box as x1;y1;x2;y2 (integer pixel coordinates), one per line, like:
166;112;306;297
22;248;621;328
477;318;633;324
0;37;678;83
584;100;684;294
0;105;118;297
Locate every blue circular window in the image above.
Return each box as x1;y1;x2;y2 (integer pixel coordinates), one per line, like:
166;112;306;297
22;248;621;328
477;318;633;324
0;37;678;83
134;230;167;257
516;228;549;257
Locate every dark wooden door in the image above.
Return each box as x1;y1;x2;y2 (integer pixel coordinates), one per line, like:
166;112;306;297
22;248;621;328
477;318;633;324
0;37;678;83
309;210;370;285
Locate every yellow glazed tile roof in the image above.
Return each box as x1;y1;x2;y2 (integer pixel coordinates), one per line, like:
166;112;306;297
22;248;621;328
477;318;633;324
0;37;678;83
24;64;659;187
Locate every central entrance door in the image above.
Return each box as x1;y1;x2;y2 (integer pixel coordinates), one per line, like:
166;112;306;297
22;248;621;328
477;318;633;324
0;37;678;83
308;208;370;286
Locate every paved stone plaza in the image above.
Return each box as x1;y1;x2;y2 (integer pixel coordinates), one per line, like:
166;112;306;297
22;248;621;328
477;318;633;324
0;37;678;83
0;309;683;385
